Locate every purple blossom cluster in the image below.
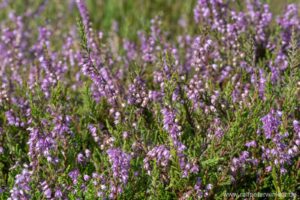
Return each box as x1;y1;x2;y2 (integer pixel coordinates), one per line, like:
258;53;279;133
259;113;299;174
9;167;32;200
162;108;199;177
143;145;171;175
277;4;300;48
261;132;292;174
181;178;213;199
107;148;131;198
5;110;24;127
232;110;299;177
0;0;299;199
230;151;258;176
127;77;149;107
261;109;282;139
91;172;109;198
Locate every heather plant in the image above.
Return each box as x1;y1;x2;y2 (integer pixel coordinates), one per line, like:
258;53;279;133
0;0;299;199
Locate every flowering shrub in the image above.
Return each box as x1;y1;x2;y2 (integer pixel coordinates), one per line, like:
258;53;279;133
0;0;299;199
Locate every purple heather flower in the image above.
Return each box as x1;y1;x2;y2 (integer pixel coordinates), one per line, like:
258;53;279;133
162;108;199;177
162;108;184;149
85;149;91;158
186;75;205;109
261;109;281;139
26;124;59;169
208;118;225;139
230;150;259;175
123;39;137;61
127;76;149;107
44;188;52;199
0;0;9;9
76;0;119;107
258;69;266;100
267;52;288;84
77;153;85;163
246;1;272;44
88;124;101;145
76;0;92;41
261;127;294;175
194;0;229;33
139;32;156;63
245;141;257;148
270;65;280;84
9;167;32;199
277;4;300;48
84;175;90;181
107;148;131;198
122;131;129;139
5;110;24;127
293;120;300;133
275;52;288;71
144;145;171;175
69;169;80;184
266;165;272;172
52;114;72;137
280;168;287;174
55;189;63;198
191;36;220;72
192;177;212;198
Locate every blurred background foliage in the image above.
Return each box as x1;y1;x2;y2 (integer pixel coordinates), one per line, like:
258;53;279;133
1;0;299;41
